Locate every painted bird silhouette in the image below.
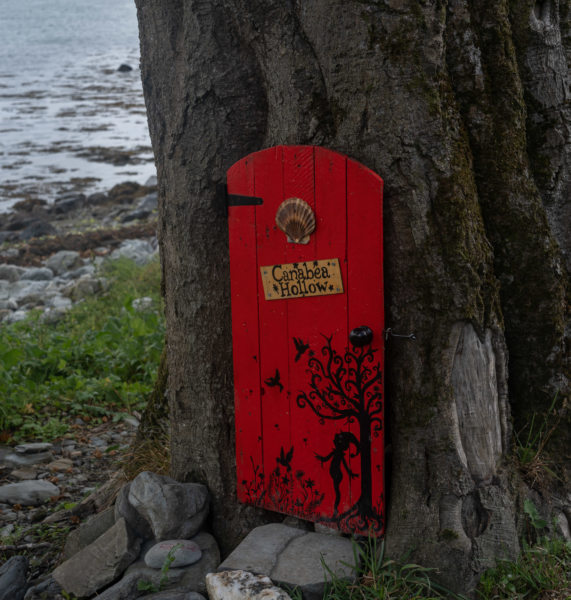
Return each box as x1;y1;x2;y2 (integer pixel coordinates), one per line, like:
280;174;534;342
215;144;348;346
293;337;310;362
264;369;283;392
276;446;294;471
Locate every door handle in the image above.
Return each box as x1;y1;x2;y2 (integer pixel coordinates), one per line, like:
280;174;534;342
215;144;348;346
349;326;373;347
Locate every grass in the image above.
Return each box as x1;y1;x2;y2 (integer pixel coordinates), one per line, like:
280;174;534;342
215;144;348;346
320;535;466;600
0;257;165;442
477;537;571;599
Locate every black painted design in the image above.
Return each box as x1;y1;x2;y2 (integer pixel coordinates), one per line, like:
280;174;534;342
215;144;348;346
293;337;310;362
243;450;325;518
264;368;283;392
297;334;384;533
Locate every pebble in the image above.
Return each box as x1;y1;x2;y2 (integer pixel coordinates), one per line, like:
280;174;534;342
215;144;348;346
144;540;203;569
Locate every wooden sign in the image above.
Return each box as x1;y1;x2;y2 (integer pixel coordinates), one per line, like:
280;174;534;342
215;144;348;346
260;258;344;300
227;145;384;536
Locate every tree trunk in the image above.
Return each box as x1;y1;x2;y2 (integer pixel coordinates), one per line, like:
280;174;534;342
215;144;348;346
134;0;570;593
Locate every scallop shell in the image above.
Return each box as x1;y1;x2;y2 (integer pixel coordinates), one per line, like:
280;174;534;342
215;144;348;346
275;197;316;244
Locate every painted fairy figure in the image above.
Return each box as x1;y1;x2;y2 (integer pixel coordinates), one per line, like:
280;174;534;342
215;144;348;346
315;431;360;515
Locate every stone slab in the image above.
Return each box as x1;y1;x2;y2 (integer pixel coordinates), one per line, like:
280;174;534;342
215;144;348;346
218;523;305;575
218;525;357;600
53;517;140;598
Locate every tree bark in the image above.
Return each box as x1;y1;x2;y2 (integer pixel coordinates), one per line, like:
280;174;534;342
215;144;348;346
135;0;570;593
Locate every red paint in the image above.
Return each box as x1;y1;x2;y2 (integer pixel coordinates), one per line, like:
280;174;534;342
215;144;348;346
227;146;384;535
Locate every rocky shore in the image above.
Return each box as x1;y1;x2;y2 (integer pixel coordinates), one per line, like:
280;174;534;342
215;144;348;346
0;178;159;324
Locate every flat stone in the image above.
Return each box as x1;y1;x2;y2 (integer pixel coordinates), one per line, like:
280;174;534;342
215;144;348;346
271;532;356;599
0;480;59;506
15;443;53;454
128;471;209;540
0;555;28;600
62;506;116;560
10;468;37;481
1;451;52;467
206;571;291;600
219;523;305;575
53;517;140;598
144;539;202;569
219;525;357;600
47;458;73;472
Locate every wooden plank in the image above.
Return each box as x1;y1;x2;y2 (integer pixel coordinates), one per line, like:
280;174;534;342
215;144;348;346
346;158;384;535
290;147;351;524
254;146;293;515
227;155;262;504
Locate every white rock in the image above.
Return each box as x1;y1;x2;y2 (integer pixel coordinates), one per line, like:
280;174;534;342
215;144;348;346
144;539;202;569
132;296;154;311
206;571;292;600
3;310;28;323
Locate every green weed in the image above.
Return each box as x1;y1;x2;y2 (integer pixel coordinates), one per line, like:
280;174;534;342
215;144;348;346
322;535;466;600
0;257;164;441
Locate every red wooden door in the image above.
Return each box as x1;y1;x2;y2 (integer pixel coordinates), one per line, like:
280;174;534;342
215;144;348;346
227;146;384;536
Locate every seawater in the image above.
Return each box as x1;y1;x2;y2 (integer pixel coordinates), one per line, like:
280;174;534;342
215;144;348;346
0;0;156;212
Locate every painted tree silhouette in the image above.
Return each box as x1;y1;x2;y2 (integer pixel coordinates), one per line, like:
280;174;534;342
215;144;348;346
296;334;383;533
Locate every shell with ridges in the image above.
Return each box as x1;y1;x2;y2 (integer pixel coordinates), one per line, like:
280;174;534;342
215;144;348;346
275;197;316;244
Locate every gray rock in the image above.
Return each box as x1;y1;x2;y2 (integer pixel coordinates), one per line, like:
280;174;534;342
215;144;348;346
23;576;63;600
3;310;28;323
19;220;57;241
9;280;50;304
137;192;158;212
219;525;357;600
0;555;28;600
53;193;86;214
144;539;202;569
0;299;18;310
115;483;153;540
128;472;209;541
110;239;156;266
44;250;83;275
271;532;357;599
0;264;24;282
15;443;53;454
62;275;106;301
139;592;206;600
1;451;52;467
53;517;141;598
145;175;158;187
87;192;109;205
19;267;54;281
97;532;219;600
0;281;10;301
118;63;133;72
206;571;292;600
63;506;116;560
219;523;305;575
0;480;59;506
121;209;152;223
60;265;96;280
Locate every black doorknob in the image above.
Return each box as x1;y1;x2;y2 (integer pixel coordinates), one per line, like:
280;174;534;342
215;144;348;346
349;326;373;347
